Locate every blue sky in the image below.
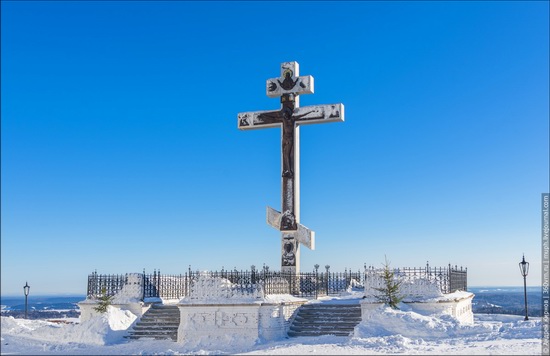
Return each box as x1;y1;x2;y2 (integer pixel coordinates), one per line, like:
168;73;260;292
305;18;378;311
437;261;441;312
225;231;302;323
1;1;548;295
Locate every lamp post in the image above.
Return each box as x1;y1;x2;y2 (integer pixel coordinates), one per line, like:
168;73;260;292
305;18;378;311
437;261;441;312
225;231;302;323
23;282;30;319
518;255;529;321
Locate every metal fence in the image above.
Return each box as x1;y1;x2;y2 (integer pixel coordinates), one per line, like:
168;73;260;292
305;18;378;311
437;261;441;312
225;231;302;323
448;265;468;293
87;272;127;299
86;263;466;300
366;263;467;294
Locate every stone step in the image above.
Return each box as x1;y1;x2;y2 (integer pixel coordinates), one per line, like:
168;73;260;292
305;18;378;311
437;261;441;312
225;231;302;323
139;317;180;323
143;305;178;313
300;304;361;307
288;303;362;338
290;328;356;334
295;314;361;319
287;330;352;337
126;304;180;342
132;325;179;330
126;329;177;333
293;318;360;323
293;315;361;321
136;320;179;324
143;310;179;315
125;334;177;341
127;330;177;335
126;332;177;340
297;307;360;312
144;311;179;315
293;322;361;327
299;307;361;312
292;323;360;328
147;305;179;311
302;303;361;310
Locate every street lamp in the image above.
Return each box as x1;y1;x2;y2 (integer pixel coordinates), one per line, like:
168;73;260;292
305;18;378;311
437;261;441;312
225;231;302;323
23;282;30;319
518;254;529;321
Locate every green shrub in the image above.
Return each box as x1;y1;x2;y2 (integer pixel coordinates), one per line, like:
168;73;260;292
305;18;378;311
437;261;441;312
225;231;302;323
373;256;404;309
94;287;113;314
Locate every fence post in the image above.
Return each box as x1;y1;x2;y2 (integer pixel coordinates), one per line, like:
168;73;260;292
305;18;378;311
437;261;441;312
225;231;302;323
87;271;93;298
325;265;330;295
142;269;146;300
314;264;319;299
158;269;161;298
448;264;452;294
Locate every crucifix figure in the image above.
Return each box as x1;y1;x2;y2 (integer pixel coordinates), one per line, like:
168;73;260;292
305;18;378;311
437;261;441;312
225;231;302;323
238;62;344;274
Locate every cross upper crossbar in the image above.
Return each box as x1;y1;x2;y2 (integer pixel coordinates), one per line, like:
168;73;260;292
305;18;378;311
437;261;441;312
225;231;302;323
265;62;314;98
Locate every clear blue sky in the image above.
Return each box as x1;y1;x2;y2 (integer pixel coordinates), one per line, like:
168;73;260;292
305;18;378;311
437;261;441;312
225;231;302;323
1;1;548;295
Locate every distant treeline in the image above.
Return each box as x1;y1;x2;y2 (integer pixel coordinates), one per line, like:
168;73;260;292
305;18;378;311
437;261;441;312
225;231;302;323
1;309;80;320
472;291;543;317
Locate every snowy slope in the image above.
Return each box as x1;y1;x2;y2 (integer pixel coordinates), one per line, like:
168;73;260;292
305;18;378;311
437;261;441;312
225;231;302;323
0;307;543;355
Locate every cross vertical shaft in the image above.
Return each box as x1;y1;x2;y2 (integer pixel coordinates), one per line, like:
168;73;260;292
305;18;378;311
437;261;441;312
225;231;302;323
280;93;298;231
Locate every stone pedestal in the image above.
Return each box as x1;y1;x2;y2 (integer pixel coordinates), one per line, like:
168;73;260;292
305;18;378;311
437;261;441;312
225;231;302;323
177;299;305;347
78;273;148;322
177;303;261;347
405;291;474;324
362;272;474;325
78;299;149;322
176;274;306;347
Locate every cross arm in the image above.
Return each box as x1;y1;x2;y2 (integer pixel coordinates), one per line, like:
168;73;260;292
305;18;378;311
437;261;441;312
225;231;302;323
267;206;315;250
293;104;345;125
238;110;283;130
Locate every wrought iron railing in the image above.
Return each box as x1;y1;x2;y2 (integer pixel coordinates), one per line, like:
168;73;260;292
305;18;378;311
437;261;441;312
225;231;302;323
87;272;127;298
365;263;467;294
86;263;466;300
448;265;468;293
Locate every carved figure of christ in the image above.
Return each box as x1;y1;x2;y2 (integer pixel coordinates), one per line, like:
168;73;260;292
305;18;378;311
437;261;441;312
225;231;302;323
250;95;296;179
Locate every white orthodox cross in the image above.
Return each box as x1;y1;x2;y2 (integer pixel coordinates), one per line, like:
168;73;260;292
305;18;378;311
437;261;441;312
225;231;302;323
238;62;344;273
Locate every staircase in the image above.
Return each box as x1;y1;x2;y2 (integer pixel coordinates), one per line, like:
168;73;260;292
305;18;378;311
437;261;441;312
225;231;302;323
288;303;362;337
126;304;180;341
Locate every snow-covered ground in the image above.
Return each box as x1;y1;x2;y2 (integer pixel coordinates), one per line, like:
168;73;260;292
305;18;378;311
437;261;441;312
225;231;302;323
0;303;543;355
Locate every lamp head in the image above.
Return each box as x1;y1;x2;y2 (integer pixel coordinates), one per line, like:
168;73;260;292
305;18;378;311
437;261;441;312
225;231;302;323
519;254;529;277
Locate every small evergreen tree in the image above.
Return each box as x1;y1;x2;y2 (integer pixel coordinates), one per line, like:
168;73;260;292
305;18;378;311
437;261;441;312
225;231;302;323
94;287;113;313
373;256;403;309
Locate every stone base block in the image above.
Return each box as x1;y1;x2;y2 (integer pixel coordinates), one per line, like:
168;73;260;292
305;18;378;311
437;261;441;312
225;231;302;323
78;300;147;322
177;299;305;347
177;304;260;347
360;291;474;325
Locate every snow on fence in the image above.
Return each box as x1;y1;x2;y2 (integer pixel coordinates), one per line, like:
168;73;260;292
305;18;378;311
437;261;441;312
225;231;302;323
364;263;468;297
86;263;466;301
